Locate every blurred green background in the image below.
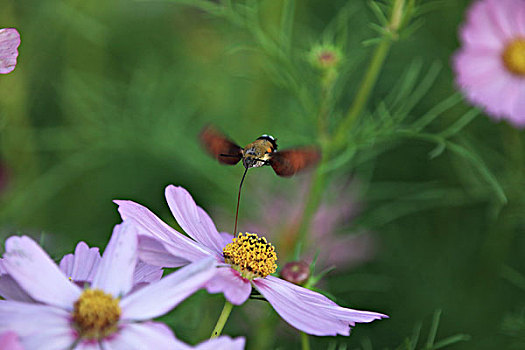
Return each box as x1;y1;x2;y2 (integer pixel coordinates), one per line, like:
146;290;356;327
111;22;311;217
1;0;525;348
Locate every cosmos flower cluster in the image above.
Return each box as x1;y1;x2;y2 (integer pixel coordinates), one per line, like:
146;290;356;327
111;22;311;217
0;185;387;349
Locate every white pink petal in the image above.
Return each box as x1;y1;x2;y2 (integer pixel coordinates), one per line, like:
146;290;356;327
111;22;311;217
115;200;214;261
91;223;138;297
2;236;81;309
0;28;20;74
101;322;177;350
253;276;387;336
59;241;101;283
165;185;225;253
121;257;216;321
205;267;252;305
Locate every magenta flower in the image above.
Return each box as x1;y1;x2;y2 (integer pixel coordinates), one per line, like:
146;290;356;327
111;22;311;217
0;28;20;74
0;331;24;350
116;185;387;336
0;223;221;349
453;0;525;126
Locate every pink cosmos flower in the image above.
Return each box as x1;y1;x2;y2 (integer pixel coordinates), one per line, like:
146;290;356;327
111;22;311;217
59;241;164;290
453;0;525;126
0;331;24;350
0;223;235;350
0;28;20;74
0;241;163;302
238;178;376;270
116;185;387;336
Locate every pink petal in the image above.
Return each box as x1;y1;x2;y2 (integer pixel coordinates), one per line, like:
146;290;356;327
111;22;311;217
0;301;73;343
194;336;246;350
101;322;177;350
74;342;100;350
165;185;225;253
0;28;20;74
205;267;251;305
493;76;522;119
460;0;505;50
515;1;525;36
509;84;525;126
133;260;163;285
137;235;191;268
0;260;34;302
2;236;81;309
20;324;76;350
59;242;101;283
486;0;521;40
115;200;213;262
0;331;24;350
0;273;34;303
253;276;387;336
121;257;216;320
453;48;503;88
92;223;138;297
219;232;234;249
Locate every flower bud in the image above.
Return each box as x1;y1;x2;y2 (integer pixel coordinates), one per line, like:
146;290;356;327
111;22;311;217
308;44;342;71
280;261;310;285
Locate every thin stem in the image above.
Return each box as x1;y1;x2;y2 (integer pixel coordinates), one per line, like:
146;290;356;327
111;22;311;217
317;73;336;144
210;300;234;338
334;0;406;149
297;165;326;248
301;332;311;350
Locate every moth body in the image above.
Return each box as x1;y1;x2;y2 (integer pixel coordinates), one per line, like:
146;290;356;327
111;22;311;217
242;135;277;169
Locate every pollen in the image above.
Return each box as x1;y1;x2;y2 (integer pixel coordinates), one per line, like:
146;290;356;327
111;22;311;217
502;38;525;76
223;233;277;279
72;289;121;339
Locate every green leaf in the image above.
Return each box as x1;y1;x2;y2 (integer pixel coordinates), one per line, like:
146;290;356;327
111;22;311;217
424;309;442;349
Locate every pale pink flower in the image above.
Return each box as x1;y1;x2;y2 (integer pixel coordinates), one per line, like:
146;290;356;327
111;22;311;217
239;178;376;270
0;331;24;350
0;28;20;74
0;223;225;349
116;185;387;336
453;0;525;126
0;241;163;302
59;241;163;289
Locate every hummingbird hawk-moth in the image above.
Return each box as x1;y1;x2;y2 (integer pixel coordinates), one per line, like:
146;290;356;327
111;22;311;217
200;125;321;235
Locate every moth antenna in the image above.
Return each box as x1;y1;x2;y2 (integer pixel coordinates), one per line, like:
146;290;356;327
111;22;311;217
234;167;248;237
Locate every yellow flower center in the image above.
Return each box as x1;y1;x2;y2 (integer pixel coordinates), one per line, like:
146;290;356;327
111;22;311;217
502;38;525;76
223;233;277;279
72;289;121;339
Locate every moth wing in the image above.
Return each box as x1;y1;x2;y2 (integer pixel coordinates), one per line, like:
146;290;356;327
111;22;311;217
269;147;321;177
200;125;243;165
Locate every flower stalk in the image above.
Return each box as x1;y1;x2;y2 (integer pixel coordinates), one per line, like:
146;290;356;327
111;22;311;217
334;0;406;149
295;0;407;249
301;332;311;350
211;300;234;338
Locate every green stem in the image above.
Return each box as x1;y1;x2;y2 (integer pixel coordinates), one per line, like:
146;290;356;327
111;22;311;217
301;332;311;350
295;0;406;250
333;0;405;149
297;165;326;249
317;73;336;145
210;300;234;338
